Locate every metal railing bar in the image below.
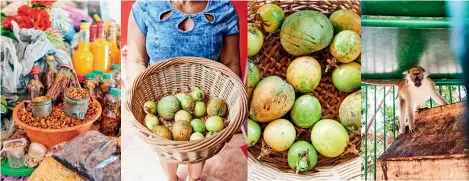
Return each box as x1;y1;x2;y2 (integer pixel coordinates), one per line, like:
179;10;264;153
374;86;377;180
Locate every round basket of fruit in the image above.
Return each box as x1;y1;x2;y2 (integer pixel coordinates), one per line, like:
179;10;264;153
247;0;362;179
126;56;247;163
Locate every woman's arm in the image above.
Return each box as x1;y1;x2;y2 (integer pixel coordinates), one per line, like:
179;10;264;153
126;10;149;85
219;34;242;78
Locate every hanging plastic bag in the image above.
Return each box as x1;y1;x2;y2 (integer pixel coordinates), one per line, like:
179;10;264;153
52;131;121;181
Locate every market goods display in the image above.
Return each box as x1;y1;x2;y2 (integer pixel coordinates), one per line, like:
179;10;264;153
1;1;121;179
141;89;228;142
248;1;361;176
127;57;247;163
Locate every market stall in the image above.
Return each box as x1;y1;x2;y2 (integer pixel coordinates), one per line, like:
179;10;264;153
1;1;121;180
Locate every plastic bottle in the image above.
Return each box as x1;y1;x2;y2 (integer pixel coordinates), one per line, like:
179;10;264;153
83;73;99;99
109;64;121;87
91;21;111;73
100;88;121;135
72;20;94;82
43;55;58;91
108;23;121;65
27;66;44;100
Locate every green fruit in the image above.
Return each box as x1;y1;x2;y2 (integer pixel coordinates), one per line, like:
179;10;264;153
190;119;206;133
205;116;224;132
339;90;361;131
280;10;333;56
290;95;322;128
151;125;173;140
287;141;318;173
330;30;361;63
311;119;349;157
247;119;261;147
248;23;264;56
175;110;192;122
190;132;205;141
193;102;207;118
172;120;193;141
329;9;361;35
157;96;181;120
247;60;261;100
206;131;217;138
143;101;157;114
332;62;361;93
257;4;285;33
207;97;227;117
175;93;195;112
191;88;204;101
286;56;322;93
144;114;159;130
263;119;296;151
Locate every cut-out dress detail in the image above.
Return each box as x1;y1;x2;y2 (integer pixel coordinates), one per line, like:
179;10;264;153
132;0;239;64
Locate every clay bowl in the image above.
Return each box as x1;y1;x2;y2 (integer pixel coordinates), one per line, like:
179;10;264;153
12;99;101;148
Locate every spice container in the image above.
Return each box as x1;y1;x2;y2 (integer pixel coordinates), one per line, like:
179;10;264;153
31;96;52;118
27;66;45;100
109;64;121;87
3;138;27;168
43;55;58;91
100;88;120;135
101;73;117;95
93;70;104;84
63;88;90;120
83;73;99;99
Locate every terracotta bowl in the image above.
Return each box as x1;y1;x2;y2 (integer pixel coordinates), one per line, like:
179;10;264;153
12;99;102;148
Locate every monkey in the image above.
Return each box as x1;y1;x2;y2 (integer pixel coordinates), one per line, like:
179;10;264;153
362;66;448;134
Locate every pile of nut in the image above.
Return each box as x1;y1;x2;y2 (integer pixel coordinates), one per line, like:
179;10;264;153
32;96;48;103
18;102;99;129
65;88;90;100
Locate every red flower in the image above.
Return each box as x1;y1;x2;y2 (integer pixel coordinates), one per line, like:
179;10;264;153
2;16;17;30
16;16;34;29
2;5;51;31
32;0;56;7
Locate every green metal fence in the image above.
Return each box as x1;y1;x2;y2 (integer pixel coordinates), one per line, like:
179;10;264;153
361;80;467;180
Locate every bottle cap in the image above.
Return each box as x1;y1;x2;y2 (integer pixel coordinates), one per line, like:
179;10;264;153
109;88;121;97
103;73;114;80
45;55;54;61
93;70;104;76
77;75;85;83
111;64;121;70
80;20;90;30
30;67;40;75
85;73;97;79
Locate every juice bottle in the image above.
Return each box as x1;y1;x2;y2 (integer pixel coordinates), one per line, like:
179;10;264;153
108;23;121;65
27;66;44;100
72;20;94;82
91;21;111;73
43;54;58;91
90;24;97;44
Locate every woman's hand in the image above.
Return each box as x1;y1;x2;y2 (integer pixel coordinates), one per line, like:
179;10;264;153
220;34;242;78
126;10;149;85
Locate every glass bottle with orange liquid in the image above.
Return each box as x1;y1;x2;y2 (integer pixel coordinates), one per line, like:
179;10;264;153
72;20;93;82
91;21;111;73
108;23;121;65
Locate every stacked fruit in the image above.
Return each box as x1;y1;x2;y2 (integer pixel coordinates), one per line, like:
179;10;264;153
248;4;361;173
142;88;228;141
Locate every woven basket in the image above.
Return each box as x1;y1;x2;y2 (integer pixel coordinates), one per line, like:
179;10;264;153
126;57;247;164
248;0;362;178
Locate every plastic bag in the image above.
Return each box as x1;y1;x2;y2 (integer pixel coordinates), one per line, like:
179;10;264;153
52;131;121;181
28;157;86;181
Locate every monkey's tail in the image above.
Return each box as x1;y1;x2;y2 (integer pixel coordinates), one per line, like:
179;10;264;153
362;80;401;86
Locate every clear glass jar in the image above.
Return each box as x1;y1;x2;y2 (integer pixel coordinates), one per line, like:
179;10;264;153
100;73;117;95
27;66;44;100
83;73;99;99
109;64;121;87
100;88;121;135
